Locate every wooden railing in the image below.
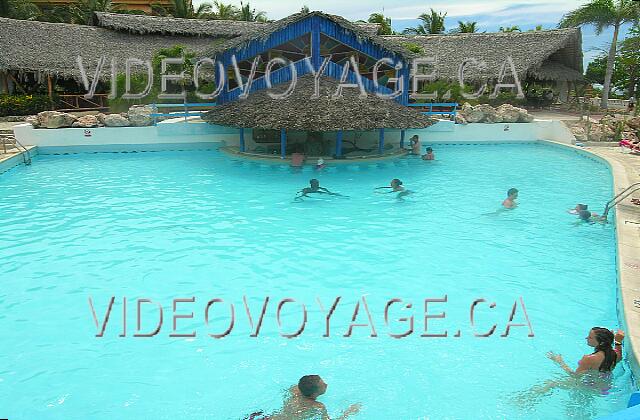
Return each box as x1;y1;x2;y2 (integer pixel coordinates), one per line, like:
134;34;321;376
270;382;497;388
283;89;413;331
55;94;109;112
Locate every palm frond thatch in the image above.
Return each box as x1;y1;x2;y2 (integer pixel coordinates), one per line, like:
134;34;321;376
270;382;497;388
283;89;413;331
202;75;434;131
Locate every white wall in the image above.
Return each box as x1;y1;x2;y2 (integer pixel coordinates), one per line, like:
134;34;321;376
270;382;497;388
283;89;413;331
13;119;577;153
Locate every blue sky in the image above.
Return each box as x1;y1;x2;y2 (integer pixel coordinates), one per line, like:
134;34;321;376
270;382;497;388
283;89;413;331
193;0;637;67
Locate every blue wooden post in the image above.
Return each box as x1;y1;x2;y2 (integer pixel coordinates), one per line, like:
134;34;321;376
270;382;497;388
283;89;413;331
378;128;385;155
401;61;410;105
312;16;321;71
239;127;245;152
400;130;406;149
335;130;343;158
280;128;286;159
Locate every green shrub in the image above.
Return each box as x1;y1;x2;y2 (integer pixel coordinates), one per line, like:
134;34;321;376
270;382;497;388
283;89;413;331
0;94;53;116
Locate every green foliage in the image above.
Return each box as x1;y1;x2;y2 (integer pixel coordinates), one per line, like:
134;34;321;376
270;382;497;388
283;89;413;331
499;26;521;32
107;45;218;112
238;1;267;22
0;0;41;20
403;8;446;34
368;13;393;35
0;94;53;116
403;43;425;54
453;21;478;33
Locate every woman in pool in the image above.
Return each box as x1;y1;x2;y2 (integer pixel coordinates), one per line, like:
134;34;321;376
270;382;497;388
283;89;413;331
375;179;412;200
519;328;624;403
547;328;624;376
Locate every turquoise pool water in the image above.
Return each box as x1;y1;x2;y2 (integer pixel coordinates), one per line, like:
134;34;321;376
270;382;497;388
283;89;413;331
0;143;634;419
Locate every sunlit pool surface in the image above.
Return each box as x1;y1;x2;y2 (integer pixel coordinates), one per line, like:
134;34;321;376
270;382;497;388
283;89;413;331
0;143;633;419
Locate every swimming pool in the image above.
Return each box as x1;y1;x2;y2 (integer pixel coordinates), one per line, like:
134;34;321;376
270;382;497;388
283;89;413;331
0;143;634;419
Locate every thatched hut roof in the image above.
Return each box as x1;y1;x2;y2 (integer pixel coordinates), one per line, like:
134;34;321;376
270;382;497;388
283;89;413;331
94;12;380;38
0;17;214;80
385;28;583;82
207;11;414;59
202;75;434;131
94;12;266;37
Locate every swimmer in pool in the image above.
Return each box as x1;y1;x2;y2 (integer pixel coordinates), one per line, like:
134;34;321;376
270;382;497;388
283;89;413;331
515;328;624;407
568;204;588;215
575;210;607;225
375;178;412;200
295;179;345;200
422;147;435;161
502;188;519;209
247;375;361;420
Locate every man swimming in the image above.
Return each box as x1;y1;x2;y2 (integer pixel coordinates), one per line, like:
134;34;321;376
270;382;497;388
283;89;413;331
248;375;361;419
375;178;412;200
295;179;345;200
502;188;519;209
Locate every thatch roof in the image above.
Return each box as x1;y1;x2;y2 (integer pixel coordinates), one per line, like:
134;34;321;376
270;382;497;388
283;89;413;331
207;11;414;60
94;12;266;37
94;12;380;38
385;28;583;82
202;75;434;131
0;17;214;80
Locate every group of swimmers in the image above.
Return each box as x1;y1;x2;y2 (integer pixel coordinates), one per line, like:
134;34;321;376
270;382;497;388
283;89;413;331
246;327;625;418
408;135;435;160
294;178;411;201
501;189;608;224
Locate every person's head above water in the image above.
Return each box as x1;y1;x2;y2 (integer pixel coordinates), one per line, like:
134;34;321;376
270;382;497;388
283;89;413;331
426;147;433;153
587;327;618;372
578;210;592;221
507;188;518;199
576;204;588;211
298;375;327;399
391;178;403;188
309;179;320;188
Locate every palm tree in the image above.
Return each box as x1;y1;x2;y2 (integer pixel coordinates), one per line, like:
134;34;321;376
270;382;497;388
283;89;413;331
239;1;267;22
560;0;640;108
403;9;446;34
212;1;237;19
300;5;310;14
368;12;393;35
456;21;478;33
169;0;212;19
70;0;117;25
499;25;521;32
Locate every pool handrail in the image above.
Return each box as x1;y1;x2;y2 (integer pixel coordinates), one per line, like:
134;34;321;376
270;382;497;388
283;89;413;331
603;182;640;218
407;102;458;117
150;102;217;125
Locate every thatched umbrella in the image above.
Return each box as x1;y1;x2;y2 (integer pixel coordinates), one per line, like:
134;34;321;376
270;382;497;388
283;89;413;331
202;75;434;131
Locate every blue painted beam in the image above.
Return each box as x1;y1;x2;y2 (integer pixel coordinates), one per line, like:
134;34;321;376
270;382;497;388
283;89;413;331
239;127;245;152
312;16;321;71
280;128;286;159
378;128;385;155
335;130;343;158
400;130;405;149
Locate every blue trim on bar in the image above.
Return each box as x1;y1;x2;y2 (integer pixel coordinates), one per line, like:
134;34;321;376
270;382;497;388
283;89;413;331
335;130;343;158
400;130;406;149
239;127;246;152
378;128;384;155
280;128;286;160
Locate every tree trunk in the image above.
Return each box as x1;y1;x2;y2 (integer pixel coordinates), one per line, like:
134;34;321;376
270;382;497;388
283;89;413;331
602;22;620;109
